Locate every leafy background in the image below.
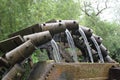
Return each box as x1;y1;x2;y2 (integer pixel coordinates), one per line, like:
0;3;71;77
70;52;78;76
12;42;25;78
0;0;120;62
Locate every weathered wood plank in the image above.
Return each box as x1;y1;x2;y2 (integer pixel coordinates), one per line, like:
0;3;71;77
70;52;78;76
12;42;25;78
0;35;24;53
8;24;41;37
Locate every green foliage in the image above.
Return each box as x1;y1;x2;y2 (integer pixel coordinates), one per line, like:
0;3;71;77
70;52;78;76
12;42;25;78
1;0;120;79
32;49;49;63
0;0;80;40
31;50;40;63
80;11;120;62
0;0;80;65
22;63;31;80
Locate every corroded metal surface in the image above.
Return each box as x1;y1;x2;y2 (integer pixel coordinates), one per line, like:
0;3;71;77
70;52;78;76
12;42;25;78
24;31;52;46
100;44;108;58
0;19;119;80
9;24;41;37
41;22;66;35
78;26;93;38
59;20;79;30
44;63;119;80
92;34;102;45
5;40;35;65
2;64;25;80
0;57;9;67
27;61;54;80
46;20;79;31
109;66;120;80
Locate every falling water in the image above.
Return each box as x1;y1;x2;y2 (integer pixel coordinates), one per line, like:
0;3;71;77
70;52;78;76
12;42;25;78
51;39;62;63
65;29;78;62
78;27;94;63
91;36;104;63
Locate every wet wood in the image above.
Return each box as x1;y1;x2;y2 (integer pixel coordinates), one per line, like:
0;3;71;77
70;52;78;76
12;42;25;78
0;35;24;53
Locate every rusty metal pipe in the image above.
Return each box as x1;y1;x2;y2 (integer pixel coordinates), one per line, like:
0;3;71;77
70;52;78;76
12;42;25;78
100;44;108;58
74;26;93;38
58;20;79;30
9;22;66;38
23;31;52;47
40;22;66;35
73;36;86;49
27;61;54;80
2;64;24;80
46;20;79;31
9;24;42;37
5;40;36;65
9;20;79;38
92;34;102;45
80;26;93;38
100;44;115;62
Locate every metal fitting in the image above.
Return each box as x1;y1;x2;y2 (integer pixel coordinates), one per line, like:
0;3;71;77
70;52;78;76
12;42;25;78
5;40;35;65
23;31;52;47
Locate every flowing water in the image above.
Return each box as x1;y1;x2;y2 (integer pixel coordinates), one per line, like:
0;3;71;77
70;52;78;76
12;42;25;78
65;29;78;62
51;39;62;63
78;27;94;63
91;36;104;63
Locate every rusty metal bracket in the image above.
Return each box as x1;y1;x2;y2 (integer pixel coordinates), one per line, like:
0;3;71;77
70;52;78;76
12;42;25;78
109;66;120;80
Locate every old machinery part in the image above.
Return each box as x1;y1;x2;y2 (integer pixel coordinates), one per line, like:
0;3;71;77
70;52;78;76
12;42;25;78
27;61;54;80
90;36;104;63
46;20;79;31
0;19;117;80
100;44;115;63
109;66;120;80
0;35;24;53
58;20;79;30
0;57;9;67
40;22;66;35
74;27;93;38
79;27;93;63
92;34;103;45
5;40;36;65
9;24;41;37
2;64;25;80
8;20;80;40
24;31;52;47
100;44;109;58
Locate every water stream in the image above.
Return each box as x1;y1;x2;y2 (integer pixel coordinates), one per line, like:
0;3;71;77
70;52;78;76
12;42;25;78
91;36;104;63
78;27;94;63
65;29;78;62
51;39;62;63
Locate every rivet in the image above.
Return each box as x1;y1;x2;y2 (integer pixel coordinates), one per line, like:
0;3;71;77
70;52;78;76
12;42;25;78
59;20;62;22
59;23;62;26
27;38;29;40
44;36;46;39
43;24;46;26
73;21;76;24
98;37;100;39
88;29;91;32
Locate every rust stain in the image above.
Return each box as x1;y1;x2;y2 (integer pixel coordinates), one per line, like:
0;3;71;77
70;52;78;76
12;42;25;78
45;63;119;80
